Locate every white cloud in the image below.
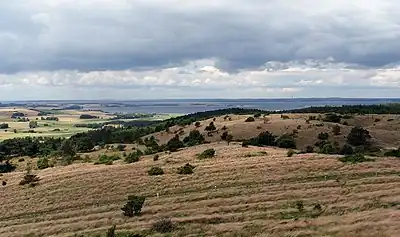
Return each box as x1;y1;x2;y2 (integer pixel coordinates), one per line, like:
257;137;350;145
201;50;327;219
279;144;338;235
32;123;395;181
0;59;399;100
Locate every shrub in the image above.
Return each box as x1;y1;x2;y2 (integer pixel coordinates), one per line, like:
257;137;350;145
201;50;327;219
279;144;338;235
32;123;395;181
281;115;290;119
318;132;329;140
18;158;25;162
19;165;40;186
245;117;255;122
183;130;205;146
384;149;400;157
125;152;141;163
342;121;349;126
194;121;201;127
117;144;127;151
220;131;228;140
2;181;6;186
320;143;335;154
276;135;296;149
148;167;164;176
332;124;341;135
205;122;216;131
287;149;295;157
297;125;302;129
121;195;146;217
107;225;116;237
323;113;341;123
305;146;314;153
338;153;373;163
198;148;216;159
308;115;317;120
153;154;159;161
254;113;262;118
37;157;50;170
0;161;16;173
295;200;304;212
340;144;354;155
177;163;195;174
166;135;184;152
152;218;173;233
347;127;372;147
95;154;120;165
0;123;9;129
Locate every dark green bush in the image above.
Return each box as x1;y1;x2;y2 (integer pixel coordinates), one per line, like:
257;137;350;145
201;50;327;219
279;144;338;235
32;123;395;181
254;113;262;118
153;154;159;161
384;149;400;157
121;195;146;217
205;122;216;131
177;163;195;174
347;127;372;147
183;130;205;146
276;135;296;149
338;153;373;163
148;167;164;176
198;148;216;159
305;146;314;153
0;161;16;173
125;151;141;163
318;132;329;140
166;135;184;152
340;144;354;155
323;113;342;123
95;154;120;165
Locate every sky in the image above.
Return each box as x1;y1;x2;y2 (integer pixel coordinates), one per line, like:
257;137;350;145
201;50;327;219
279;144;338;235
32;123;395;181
1;0;400;100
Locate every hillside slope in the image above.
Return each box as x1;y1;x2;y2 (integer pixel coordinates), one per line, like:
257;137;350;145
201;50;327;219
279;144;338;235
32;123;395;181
0;143;399;236
147;114;400;149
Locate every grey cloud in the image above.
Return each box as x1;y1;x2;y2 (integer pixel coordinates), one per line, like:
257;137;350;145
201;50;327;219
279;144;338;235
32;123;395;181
1;0;400;73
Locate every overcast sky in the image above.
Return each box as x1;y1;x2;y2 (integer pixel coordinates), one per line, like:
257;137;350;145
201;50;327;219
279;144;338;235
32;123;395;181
1;0;400;100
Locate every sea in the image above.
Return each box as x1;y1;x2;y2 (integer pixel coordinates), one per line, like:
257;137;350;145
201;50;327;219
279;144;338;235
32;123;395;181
5;98;400;115
86;98;400;114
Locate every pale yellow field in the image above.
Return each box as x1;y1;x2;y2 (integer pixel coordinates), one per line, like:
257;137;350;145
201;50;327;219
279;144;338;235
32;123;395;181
0;143;399;237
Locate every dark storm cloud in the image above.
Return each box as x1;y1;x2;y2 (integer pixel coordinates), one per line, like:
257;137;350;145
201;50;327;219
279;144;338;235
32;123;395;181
0;0;400;73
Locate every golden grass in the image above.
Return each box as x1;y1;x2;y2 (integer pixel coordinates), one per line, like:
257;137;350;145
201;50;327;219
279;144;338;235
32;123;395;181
0;143;399;237
149;113;400;150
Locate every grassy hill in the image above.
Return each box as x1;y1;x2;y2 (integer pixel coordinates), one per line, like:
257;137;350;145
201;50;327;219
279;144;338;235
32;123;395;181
1;142;399;237
145;113;400;150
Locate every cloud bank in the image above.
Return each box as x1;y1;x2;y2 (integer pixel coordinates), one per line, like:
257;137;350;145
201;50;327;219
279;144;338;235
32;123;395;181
0;0;400;99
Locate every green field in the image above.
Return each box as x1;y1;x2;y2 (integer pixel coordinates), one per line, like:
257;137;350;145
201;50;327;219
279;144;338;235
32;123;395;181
0;107;178;140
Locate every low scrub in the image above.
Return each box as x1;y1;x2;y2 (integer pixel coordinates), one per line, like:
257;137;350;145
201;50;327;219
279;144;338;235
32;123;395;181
19;165;40;187
95;154;120;165
244;151;268;157
37;157;51;170
245;117;255;122
148;167;164;176
125;151;142;163
338;153;374;163
287;149;296;157
177;163;195;174
151;218;174;233
384;149;400;157
197;148;216;159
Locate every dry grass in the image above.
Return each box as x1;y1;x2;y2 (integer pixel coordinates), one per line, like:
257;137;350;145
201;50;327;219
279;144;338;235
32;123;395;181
0;143;399;237
148;113;400;149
